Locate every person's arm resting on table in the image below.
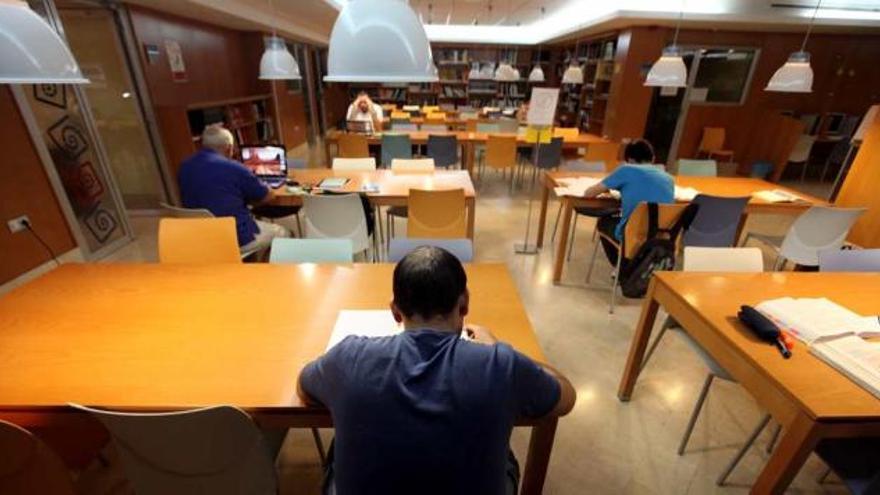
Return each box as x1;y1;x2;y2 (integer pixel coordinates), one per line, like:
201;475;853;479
583;166;628;199
296;341;351;407
238;166;276;205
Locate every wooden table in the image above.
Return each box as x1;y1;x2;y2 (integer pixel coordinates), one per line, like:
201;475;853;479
272;169;477;241
537;173;828;283
618;272;880;494
324;130;610;176
0;263;562;495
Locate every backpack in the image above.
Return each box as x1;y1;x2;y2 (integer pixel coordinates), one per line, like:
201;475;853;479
619;203;700;298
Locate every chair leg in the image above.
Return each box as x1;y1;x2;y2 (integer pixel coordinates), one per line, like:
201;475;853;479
800;161;808;182
585;231;601;284
740;232;752;247
716;414;772;486
678;374;716;455
765;423;781;453
566;214;579;261
311;428;327;467
641;316;673;372
609;249;622;314
295;213;303;238
773;255;786;271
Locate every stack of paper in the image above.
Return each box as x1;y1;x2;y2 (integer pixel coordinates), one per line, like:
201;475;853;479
752;189;803;203
811;336;880;399
756;297;880;344
327;310;402;351
555;177;602;196
674;186;700;201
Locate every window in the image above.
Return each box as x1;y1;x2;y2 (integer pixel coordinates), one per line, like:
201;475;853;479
691;49;757;104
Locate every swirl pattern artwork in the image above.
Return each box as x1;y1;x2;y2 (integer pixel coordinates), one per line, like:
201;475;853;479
47;116;89;161
84;207;119;244
33;84;67;109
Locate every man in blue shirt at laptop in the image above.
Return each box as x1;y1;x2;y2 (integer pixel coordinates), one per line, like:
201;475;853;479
178;124;288;253
297;246;576;494
581;139;674;265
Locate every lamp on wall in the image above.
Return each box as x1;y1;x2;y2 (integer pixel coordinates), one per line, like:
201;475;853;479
765;0;821;93
324;0;438;82
645;1;687;87
0;0;88;84
259;0;301;80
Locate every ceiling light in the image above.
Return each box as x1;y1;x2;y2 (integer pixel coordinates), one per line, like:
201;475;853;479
645;1;687;87
260;36;301;80
325;0;438;82
0;0;88;84
494;62;518;82
528;65;545;82
562;64;583;84
766;0;822;93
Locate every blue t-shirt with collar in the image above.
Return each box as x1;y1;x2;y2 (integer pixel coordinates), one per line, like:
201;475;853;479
602;164;675;240
299;329;561;495
177;148;268;246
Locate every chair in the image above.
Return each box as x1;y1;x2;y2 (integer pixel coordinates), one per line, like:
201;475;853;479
438;103;456;112
303;194;373;260
421;105;440;115
459;111;479;120
0;420;77;495
388;238;473;263
420;124;449;133
482;135;518;187
551;160;613;255
815;438;880;495
676;159;718;177
160;202;212;219
390;111;410;120
337;133;369;158
496;118;519;134
749;161;774;179
582;142;621;171
819;249;880;272
682;195;750;247
381;134;412;168
407;189;467;239
158;218;242;264
697;127;734;163
586;203;691;313
269;238;353;263
522;137;563;187
553;127;580;140
788;134;817;182
391;122;419;132
427;134;459;168
476;122;501;134
71;404;277;495
391;158;435;172
742;206;865;269
425;112;446;123
638;247;769;487
332;157;376;171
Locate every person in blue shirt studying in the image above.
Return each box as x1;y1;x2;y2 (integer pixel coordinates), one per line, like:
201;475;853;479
297;246;576;495
581;139;674;266
178;124;289;253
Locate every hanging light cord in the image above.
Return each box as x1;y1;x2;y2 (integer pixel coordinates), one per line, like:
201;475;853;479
800;0;823;52
672;0;684;47
268;0;277;38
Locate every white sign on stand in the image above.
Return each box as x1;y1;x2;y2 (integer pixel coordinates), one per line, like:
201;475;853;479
526;88;560;127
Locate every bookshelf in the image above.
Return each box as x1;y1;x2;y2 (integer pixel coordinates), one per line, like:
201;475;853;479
186;95;275;146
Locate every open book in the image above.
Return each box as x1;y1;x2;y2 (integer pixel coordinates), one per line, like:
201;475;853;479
751;189;804;203
755;297;880;399
554;177;620;199
674;186;700;202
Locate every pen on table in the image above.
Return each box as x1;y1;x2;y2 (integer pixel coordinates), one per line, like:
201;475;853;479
774;336;791;359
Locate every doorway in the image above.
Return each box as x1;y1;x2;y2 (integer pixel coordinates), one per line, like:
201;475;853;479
57;2;170;210
643;52;696;164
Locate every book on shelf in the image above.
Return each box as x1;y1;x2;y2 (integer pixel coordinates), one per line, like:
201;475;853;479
754;297;880;399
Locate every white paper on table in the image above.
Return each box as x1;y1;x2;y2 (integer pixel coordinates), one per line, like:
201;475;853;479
756;297;880;344
326;310;402;351
752;189;802;203
674;186;700;201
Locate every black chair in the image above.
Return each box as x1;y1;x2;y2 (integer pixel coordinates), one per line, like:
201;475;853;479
426;134;459;169
682;194;750;247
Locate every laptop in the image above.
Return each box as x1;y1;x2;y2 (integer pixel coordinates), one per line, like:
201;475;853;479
346;119;374;135
240;144;287;188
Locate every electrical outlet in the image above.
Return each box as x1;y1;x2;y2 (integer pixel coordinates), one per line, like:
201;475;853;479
7;215;30;234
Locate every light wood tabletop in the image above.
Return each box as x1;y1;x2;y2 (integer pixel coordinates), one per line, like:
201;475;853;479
0;263;557;494
618;272;880;494
273;169;477;240
538;172;829;283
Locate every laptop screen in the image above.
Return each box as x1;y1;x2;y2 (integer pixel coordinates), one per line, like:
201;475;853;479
241;145;287;177
347;120;373;134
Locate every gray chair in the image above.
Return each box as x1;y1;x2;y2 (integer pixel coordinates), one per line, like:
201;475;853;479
496;118;520;134
71;404;278;495
815;438;880;494
521;137;563;187
381;133;413;168
819;249;880;272
427;134;459;168
420;124;449;133
682;194;750;247
388;238;473;263
391;122;419;132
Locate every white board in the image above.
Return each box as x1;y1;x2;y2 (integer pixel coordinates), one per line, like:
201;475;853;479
527;88;560;127
853;105;880;143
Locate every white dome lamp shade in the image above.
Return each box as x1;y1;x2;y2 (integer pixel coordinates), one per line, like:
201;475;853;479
644;46;687;87
765;0;821;93
528;65;545;82
766;51;813;93
324;0;438;82
562;64;584;85
259;36;301;80
494;62;517;82
0;0;88;84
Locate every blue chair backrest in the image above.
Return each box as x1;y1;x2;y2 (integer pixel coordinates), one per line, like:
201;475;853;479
269;238;354;263
476;123;501;134
677;159;718;177
819;249;880;272
388;238;473;263
427;134;458;168
381;134;413;167
532;137;564;170
391;122;418;132
683;194;750;247
750;161;774;179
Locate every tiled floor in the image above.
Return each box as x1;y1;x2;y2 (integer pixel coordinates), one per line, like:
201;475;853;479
92;171;846;494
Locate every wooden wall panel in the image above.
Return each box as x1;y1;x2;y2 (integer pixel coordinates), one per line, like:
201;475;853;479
274;83;308;149
604;27;666;141
836;113;880;247
0;88;77;284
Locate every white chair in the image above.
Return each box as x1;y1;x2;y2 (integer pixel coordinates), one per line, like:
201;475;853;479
388;238;473;263
332;157;376;171
639;247;771;486
70;404;277;495
789;134;817;182
742;206;865;269
391;158;435;172
303;194;373;260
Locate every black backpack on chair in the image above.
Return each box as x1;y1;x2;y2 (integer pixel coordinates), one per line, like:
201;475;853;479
619;202;700;298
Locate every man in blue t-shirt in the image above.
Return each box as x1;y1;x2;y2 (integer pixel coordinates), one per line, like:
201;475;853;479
178;124;288;253
582;139;674;264
297;246;575;495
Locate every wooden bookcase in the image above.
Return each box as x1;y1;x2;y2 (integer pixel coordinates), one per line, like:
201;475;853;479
555;35;617;134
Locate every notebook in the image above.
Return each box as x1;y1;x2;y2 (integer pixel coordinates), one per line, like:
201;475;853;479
318;177;349;189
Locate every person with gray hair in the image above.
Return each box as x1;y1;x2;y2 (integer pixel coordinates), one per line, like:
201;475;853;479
178;124;289;254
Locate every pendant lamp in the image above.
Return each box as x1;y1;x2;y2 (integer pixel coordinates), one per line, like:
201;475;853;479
259;0;300;80
0;0;88;84
645;2;687;87
562;40;583;85
528;8;546;83
766;0;821;93
324;0;438;82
